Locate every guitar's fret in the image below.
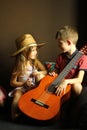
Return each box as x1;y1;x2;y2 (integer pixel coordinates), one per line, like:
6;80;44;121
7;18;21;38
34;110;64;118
50;52;83;88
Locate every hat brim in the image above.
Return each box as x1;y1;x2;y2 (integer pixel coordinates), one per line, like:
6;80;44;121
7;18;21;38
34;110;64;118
11;43;46;57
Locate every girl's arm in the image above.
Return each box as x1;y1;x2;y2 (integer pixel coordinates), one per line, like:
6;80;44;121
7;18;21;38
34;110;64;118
35;59;47;75
31;59;47;82
10;73;25;88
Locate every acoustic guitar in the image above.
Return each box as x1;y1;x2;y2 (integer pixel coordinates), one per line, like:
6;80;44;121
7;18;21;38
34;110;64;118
18;44;87;121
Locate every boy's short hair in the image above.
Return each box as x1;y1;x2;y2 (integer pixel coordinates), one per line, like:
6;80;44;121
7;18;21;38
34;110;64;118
56;25;78;45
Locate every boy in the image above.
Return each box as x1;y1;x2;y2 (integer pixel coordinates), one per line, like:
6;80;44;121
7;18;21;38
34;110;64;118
49;25;87;128
49;25;87;97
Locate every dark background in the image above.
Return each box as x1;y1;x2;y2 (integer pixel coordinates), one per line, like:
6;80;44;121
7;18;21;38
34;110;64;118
0;0;87;129
76;0;87;48
0;0;87;91
0;0;77;91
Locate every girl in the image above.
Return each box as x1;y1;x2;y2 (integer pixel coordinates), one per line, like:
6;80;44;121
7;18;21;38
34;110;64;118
9;34;47;120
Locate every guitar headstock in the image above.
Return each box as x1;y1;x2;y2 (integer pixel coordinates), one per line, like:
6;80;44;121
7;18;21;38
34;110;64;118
80;44;87;55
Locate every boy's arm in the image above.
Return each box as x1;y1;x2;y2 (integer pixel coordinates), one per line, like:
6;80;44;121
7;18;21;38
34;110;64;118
55;70;85;96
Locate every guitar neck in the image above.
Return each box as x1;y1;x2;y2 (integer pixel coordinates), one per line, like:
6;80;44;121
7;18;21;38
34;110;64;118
54;51;83;85
48;51;83;92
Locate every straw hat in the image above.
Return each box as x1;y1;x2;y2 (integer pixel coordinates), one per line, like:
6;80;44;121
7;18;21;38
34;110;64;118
11;34;46;56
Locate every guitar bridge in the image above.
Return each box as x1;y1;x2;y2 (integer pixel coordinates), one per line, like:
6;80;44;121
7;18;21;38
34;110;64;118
31;98;49;109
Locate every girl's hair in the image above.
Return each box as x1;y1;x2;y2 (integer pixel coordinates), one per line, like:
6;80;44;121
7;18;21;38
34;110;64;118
12;46;37;75
55;25;78;45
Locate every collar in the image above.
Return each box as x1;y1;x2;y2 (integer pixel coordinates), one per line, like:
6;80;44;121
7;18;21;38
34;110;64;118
65;49;79;59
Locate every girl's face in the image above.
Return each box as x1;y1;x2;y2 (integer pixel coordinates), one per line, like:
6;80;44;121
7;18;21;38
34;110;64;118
28;46;37;60
23;46;37;60
57;39;70;53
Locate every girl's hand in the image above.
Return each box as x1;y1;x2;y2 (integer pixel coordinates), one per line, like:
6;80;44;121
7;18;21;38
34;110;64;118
32;70;40;77
24;79;33;87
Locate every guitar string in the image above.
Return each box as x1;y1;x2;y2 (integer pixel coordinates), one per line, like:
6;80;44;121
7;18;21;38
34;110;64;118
35;52;83;104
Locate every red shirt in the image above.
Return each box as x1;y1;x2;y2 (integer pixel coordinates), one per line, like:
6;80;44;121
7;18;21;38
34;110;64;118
55;50;87;86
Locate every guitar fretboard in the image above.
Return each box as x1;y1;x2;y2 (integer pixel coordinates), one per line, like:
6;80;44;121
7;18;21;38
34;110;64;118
48;51;83;92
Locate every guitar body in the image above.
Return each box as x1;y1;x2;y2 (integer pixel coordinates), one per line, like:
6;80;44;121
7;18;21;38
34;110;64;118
18;75;71;121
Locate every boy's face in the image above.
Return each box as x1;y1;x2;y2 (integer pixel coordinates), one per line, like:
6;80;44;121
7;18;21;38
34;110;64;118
57;39;70;53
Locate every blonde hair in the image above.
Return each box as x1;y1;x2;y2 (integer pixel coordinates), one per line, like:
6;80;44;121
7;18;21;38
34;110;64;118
12;46;37;75
56;25;78;45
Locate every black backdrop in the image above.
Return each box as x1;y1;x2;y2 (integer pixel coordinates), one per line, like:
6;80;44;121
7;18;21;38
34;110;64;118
77;1;87;49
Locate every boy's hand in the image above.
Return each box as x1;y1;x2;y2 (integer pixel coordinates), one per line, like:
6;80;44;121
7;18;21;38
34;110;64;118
55;79;68;96
49;71;57;77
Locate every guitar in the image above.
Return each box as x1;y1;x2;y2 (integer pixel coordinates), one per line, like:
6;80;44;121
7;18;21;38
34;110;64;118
18;44;87;121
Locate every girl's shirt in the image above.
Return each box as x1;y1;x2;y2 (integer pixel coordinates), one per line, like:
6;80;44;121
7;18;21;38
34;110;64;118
8;64;38;97
18;64;38;86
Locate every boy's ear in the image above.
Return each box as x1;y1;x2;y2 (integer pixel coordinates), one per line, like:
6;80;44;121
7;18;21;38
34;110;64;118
67;40;71;45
